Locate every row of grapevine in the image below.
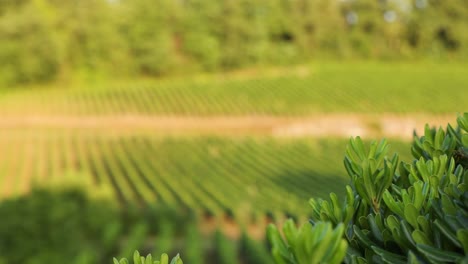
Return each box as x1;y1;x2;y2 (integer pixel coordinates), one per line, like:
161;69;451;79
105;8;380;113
0;131;414;230
0;132;415;219
0;63;466;116
0;131;363;219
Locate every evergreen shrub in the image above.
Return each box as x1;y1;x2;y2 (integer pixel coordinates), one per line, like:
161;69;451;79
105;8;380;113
268;113;468;263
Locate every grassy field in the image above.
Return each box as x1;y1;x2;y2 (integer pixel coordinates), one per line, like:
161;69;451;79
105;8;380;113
0;62;466;116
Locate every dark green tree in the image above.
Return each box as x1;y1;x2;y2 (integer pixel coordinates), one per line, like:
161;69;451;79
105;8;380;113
119;0;178;76
0;0;60;85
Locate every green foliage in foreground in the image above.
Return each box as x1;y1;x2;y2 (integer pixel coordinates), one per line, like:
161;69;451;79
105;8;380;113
268;221;347;264
0;187;120;263
113;251;182;264
0;182;196;264
268;113;468;263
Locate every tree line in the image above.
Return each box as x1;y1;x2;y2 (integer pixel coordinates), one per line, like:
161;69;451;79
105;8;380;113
1;0;467;86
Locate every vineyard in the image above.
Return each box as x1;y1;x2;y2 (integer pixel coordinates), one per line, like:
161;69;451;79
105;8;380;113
0;131;413;217
0;63;467;116
0;62;464;263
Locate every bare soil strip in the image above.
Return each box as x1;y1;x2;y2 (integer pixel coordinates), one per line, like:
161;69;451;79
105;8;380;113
0;114;456;140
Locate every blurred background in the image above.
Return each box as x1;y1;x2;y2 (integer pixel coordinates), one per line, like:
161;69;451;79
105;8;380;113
0;0;467;263
1;0;468;85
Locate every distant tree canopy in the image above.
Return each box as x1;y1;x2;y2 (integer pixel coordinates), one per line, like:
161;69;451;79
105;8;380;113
0;0;467;86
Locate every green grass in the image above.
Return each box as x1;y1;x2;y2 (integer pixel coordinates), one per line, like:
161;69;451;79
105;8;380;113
0;131;412;219
0;62;466;116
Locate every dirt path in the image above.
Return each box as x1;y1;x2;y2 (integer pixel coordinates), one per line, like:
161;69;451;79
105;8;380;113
0;114;456;140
